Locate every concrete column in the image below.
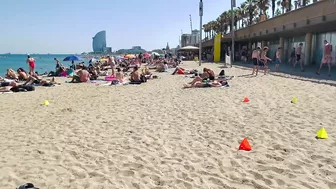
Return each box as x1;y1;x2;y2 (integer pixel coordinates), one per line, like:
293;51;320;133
279;37;284;61
304;33;313;65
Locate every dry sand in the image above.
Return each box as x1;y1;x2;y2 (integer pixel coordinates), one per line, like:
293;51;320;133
0;61;335;189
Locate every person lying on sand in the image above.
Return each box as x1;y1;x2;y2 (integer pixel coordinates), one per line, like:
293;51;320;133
23;75;59;87
5;69;18;80
172;67;197;75
0;81;35;92
16;68;29;80
70;69;90;83
201;68;215;80
183;80;227;88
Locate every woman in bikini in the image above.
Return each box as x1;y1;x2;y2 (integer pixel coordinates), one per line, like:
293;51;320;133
183;80;227;88
5;69;18;80
26;55;36;75
17;68;29;80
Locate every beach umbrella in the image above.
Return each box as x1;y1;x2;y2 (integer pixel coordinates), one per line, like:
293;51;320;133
124;54;136;59
63;55;83;61
151;52;160;57
99;58;108;62
159;54;164;57
143;53;150;58
89;58;98;63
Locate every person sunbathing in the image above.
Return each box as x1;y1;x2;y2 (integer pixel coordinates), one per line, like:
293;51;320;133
0;81;35;92
202;68;215;80
130;66;141;82
70;69;90;83
183;80;227;88
17;68;29;80
172;67;196;75
115;68;125;82
23;75;59;86
5;69;18;80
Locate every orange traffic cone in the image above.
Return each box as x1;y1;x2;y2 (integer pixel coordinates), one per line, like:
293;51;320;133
243;97;250;103
239;138;252;151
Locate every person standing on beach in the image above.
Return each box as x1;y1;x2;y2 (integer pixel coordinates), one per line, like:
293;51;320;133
288;47;296;64
275;47;282;72
54;58;61;71
26;55;35;75
293;43;304;71
317;40;333;76
107;56;115;76
251;47;261;75
260;47;272;75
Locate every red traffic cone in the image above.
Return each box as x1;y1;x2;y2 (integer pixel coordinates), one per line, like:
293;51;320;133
243;97;250;103
239;138;252;151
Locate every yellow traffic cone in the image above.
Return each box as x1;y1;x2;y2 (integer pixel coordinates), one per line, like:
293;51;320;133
43;100;49;106
291;97;298;104
316;127;328;139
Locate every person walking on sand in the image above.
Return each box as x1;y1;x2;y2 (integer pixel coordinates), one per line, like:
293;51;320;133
293;43;304;71
260;47;272;75
26;55;35;75
317;40;333;76
251;47;261;75
107;56;115;76
288;47;296;65
275;47;282;72
54;58;61;71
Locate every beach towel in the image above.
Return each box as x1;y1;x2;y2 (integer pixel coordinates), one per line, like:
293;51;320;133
87;80;109;84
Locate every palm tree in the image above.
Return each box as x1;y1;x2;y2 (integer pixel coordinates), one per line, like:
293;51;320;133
272;0;276;17
203;23;210;39
257;0;270;16
277;0;286;14
302;0;306;6
287;0;292;12
240;2;248;28
246;0;258;25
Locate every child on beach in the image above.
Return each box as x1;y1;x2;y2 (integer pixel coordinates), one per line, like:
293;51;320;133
275;47;282;72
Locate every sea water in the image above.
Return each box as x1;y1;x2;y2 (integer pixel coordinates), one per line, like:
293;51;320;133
0;54;85;75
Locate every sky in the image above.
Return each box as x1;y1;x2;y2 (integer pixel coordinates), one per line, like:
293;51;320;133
0;0;245;54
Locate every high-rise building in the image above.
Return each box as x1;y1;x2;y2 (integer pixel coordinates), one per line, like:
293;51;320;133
92;31;107;53
190;30;200;45
180;30;200;47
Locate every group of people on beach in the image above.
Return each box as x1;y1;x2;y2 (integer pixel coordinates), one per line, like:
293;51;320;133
0;52;185;92
250;40;333;76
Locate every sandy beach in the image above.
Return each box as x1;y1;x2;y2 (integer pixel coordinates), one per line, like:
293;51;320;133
0;61;335;189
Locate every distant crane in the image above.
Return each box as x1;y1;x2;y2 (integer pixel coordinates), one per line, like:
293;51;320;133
189;14;193;33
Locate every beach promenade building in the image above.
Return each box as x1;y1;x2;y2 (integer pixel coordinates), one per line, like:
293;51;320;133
201;1;336;66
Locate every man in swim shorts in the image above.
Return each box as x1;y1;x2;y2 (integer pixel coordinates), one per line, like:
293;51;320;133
251;47;261;75
317;40;333;76
274;47;282;72
293;43;304;71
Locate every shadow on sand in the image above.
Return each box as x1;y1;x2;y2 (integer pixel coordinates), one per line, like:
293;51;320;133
216;62;336;87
